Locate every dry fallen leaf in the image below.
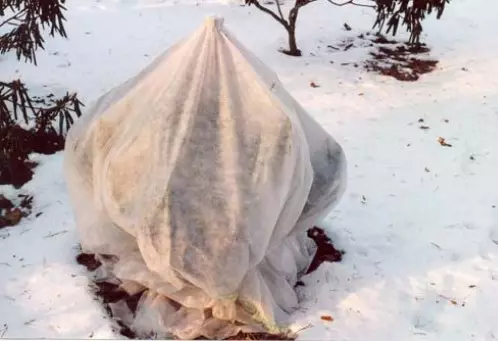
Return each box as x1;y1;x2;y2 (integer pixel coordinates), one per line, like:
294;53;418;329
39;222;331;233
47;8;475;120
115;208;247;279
4;209;22;226
321;315;334;322
310;82;320;88
344;43;354;51
438;137;453;147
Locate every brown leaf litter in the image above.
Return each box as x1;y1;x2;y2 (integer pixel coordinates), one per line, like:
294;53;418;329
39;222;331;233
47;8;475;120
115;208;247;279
0;194;33;229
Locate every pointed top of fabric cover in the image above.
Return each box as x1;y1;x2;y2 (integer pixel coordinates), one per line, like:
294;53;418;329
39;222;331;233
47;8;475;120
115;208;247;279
204;15;224;28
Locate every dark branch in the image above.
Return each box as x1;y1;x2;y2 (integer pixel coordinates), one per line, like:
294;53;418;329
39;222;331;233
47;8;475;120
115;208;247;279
326;0;376;8
275;0;285;21
245;0;289;28
295;0;319;8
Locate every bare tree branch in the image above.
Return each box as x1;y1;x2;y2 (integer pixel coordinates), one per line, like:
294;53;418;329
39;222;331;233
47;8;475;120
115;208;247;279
326;0;376;8
245;0;288;28
275;0;285;21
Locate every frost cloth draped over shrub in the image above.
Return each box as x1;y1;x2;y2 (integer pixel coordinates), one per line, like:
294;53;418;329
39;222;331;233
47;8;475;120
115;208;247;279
65;17;346;340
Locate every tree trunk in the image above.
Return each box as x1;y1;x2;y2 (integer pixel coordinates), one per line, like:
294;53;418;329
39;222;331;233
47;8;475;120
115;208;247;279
282;6;302;57
285;27;301;56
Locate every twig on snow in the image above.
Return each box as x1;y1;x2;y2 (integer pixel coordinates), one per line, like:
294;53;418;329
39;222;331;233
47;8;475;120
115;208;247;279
0;323;8;338
438;294;458;305
20;228;31;235
430;242;442;249
294;323;313;333
43;230;68;238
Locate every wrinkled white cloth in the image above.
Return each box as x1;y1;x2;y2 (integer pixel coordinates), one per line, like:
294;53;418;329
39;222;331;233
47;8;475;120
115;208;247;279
64;16;347;339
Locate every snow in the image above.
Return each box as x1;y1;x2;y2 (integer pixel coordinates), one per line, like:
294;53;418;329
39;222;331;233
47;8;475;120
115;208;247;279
1;0;497;340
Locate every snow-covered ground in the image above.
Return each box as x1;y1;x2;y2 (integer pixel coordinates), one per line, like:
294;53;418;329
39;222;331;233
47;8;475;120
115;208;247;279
1;0;498;339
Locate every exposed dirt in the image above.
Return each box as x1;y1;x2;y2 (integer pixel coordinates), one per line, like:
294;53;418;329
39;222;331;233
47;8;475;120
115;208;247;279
75;226;343;340
365;35;438;81
306;226;344;274
0;157;37;190
0;195;14;210
76;253;102;272
76;252;143;339
329;33;438;81
366;54;438;82
0;125;64;189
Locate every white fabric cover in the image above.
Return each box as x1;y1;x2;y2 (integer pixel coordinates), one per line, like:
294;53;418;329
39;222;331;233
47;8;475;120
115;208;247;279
64;16;347;339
